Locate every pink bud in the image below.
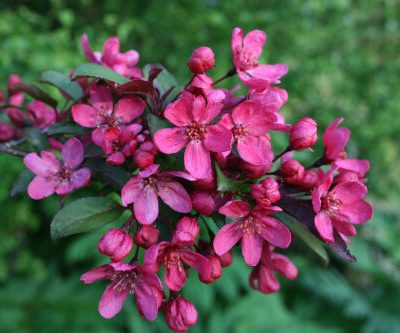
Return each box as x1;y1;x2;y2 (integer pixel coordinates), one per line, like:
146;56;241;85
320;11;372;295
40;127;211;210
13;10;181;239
187;46;215;74
290;118;318;150
191;191;216;216
298;170;319;189
241;160;272;178
8;74;22;93
0;123;14;142
251;178;281;208
165;296;198;332
97;228;133;261
219;251;234;268
7;109;25;127
133;225;159;248
199;255;222;284
280;160;305;184
172;217;200;247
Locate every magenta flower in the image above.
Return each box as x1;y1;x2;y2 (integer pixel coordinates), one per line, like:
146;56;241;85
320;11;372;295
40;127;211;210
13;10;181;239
165;296;198;332
0;123;14;142
81;262;163;320
232;27;288;90
323;118;351;162
121;164;193;225
27;100;57;129
153;93;232;178
188;46;215;74
219;101;275;165
72;85;145;147
213;200;292;266
249;243;298;294
24;137;91;200
97;228;133;262
311;168;373;242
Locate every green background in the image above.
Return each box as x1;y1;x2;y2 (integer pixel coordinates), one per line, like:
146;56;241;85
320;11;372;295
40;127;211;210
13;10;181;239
0;0;399;332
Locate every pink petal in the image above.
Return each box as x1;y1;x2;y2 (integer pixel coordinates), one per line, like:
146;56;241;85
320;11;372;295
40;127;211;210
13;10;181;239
213;221;242;256
106;152;125;165
157;180;192;213
243;29;266;59
311;188;322;212
231;27;244;68
184;140;211;179
331;181;368;204
101;37;120;65
121;177;144;206
164;98;193;126
257;266;280;294
154;127;187;154
28;176;56;200
249;64;288;84
194;101;222;125
55;181;75;196
241;233;263;266
72;104;98;128
259;217;292;248
204;124;233;152
180;249;211;277
81;34;100;63
143;242;168;267
70;167;92;189
62;137;84;169
191;95;207;123
90;85;113;113
92;128;106;147
165;264;187;291
340;200;373;224
134;187;159;224
24;152;59;177
315;212;334;242
219;200;250;218
237;135;273;166
98;284;128;319
80;264;115;284
135;281;158;321
271;254;298;280
332;219;357;237
114;96;145;123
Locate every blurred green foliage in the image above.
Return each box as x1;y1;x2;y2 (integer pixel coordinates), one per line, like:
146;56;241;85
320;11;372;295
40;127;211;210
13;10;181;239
0;0;399;332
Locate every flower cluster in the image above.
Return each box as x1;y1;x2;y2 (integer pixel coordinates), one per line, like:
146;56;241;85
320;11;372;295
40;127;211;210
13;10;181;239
0;27;373;332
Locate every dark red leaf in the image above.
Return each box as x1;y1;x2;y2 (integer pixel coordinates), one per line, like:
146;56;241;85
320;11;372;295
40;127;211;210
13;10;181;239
14;82;58;109
115;79;155;96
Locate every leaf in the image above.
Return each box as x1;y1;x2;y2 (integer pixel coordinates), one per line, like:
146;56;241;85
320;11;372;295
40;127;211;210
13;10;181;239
200;216;220;236
115;79;154;96
47;121;88;135
50;197;124;239
72;63;129;85
25;127;49;151
147;113;171;136
87;160;129;190
14;82;58;108
10;169;34;197
143;64;178;99
276;212;329;265
40;70;83;101
215;163;242;192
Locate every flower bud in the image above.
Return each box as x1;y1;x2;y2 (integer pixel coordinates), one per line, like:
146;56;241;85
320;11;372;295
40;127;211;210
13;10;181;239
191;191;216;216
133;225;159;249
0;123;14;142
280;160;305;184
199;255;222;284
251;178;281;208
188;46;215;74
298;170;319;189
172;217;200;247
219;251;234;268
7;109;25;127
97;228;133;261
290;118;318;150
165;296;198;332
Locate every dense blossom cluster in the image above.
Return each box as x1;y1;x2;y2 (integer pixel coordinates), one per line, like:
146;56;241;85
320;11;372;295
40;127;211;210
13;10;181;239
0;27;373;332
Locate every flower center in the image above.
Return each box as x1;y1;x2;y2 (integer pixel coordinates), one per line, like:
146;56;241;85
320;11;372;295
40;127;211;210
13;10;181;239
99;114;120;129
111;270;138;294
164;247;184;272
56;165;73;183
240;49;258;70
321;193;342;215
185;122;207;141
241;216;262;234
143;176;157;187
111;138;125;152
232;124;249;140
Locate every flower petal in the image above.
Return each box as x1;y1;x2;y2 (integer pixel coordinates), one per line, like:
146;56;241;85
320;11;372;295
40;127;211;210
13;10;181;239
340;200;373;224
114;96;145;123
135;281;158;321
259;217;292;248
134;186;159;224
70;167;92;190
80;264;115;284
181;249;210;278
24;152;59;177
184;140;211;179
154;127;187;154
28;176;56;200
121;177;144;206
164;98;193;126
165;264;187;291
331;181;368;204
72;104;98;128
90;85;113;114
219;200;250;218
315;212;334;242
237;135;273;166
62;137;84;169
243;29;266;59
204;124;233;152
213;221;242;256
241;233;263;266
271;253;298;280
98;284;128;319
157;180;192;213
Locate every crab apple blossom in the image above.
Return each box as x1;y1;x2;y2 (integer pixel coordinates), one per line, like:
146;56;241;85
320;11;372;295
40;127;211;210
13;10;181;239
323;118;351;162
188;46;215;74
81;262;162;320
134;225;159;248
214;200;292;266
98;228;133;262
27;100;57;129
23;137;91;199
153;93;232;178
280;159;305;184
0;123;14;142
251;177;281;208
249;243;298;294
165;296;198;332
290;117;318;150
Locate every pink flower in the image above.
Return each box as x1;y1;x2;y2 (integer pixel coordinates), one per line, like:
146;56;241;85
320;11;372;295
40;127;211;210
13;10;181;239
144;220;210;291
298;170;319;190
323;118;351;162
98;228;133;261
27;100;57;129
0;123;14;142
311;168;373;242
80;262;163;320
213;200;291;266
251;177;281;208
165;296;198;332
290;118;318;150
121;164;193;225
134;225;159;249
153;93;232;178
72;85;145;147
24;137;91;199
218;101;275;165
189;74;225;103
81;34;141;78
249;243;298;294
280;159;305;184
232;27;288;90
188;46;215;74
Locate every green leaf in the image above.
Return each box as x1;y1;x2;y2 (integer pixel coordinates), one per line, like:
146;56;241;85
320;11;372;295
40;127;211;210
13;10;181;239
25;127;49;151
14;82;58;108
87;160;129;190
143;64;179;99
10;169;34;197
72;63;129;85
277;212;329;265
50;197;124;239
47;121;88;135
40;70;83;101
215;163;242;192
147;113;171;136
